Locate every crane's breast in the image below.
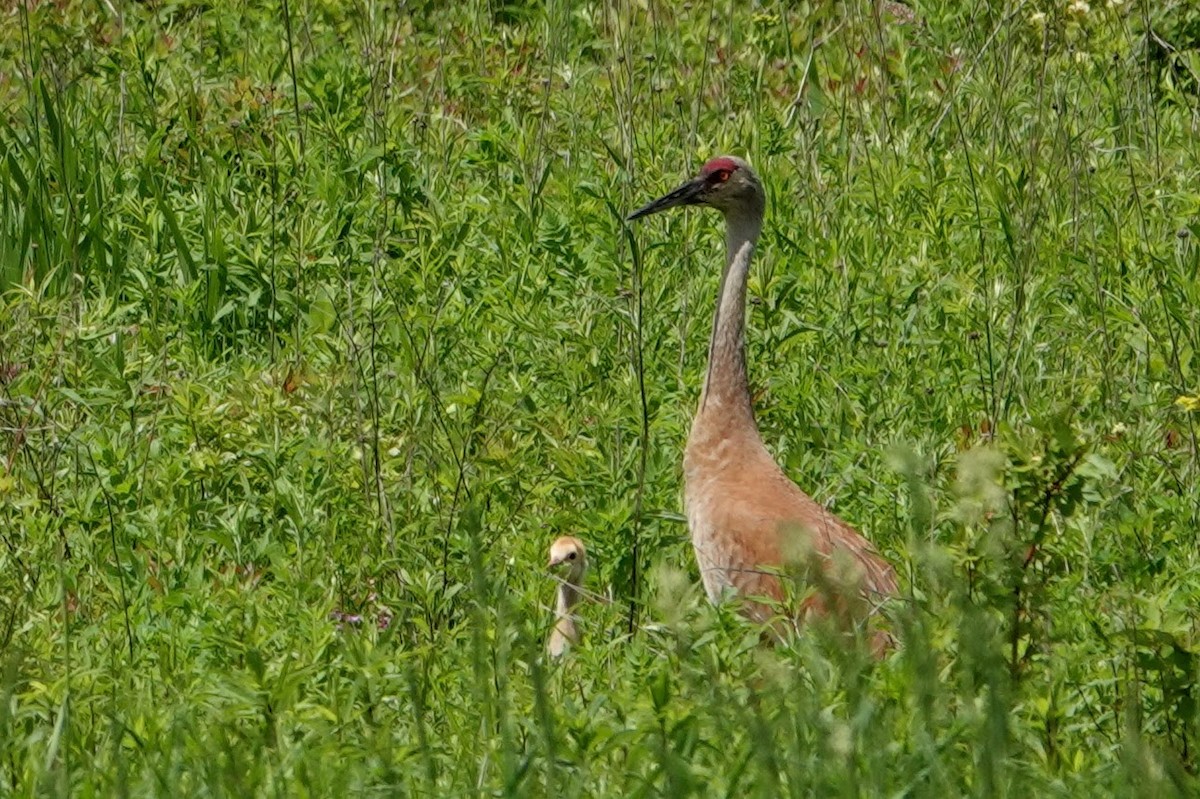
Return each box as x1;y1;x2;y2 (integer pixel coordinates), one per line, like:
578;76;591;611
682;444;786;612
685;491;735;604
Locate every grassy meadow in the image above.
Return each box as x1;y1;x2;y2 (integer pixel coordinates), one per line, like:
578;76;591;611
2;0;1200;794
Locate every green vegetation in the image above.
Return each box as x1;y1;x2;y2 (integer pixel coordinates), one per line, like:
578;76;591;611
2;0;1199;794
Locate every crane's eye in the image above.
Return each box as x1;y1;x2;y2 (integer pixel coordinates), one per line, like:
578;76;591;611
712;169;732;183
568;551;577;560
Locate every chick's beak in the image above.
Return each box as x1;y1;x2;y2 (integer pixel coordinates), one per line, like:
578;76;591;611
627;177;707;221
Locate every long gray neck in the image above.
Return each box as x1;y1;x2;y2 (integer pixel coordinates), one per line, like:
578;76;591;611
700;208;763;419
553;581;580;644
555;581;580;616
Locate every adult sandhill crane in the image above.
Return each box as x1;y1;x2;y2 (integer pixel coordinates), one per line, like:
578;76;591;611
547;536;587;657
627;156;898;642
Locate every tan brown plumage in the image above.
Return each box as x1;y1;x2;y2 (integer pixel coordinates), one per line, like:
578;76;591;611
628;156;897;647
547;536;587;657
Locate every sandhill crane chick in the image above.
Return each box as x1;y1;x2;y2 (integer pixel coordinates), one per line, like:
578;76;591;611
627;157;897;642
547;536;587;658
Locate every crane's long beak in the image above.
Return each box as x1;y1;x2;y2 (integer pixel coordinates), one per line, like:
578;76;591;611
626;177;706;221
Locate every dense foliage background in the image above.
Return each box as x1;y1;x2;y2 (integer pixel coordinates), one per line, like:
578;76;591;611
2;0;1199;794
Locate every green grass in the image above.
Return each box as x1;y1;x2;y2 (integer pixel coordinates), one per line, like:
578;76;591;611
1;0;1199;795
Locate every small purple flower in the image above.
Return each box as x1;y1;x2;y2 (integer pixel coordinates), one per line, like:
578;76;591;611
330;610;364;629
